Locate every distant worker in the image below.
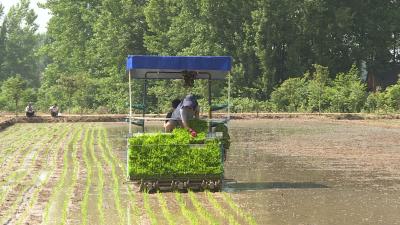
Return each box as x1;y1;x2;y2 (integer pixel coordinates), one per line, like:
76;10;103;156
25;102;35;117
164;98;181;127
165;94;199;137
49;104;59;117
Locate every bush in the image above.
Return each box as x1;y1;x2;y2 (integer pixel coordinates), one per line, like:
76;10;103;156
270;77;308;112
384;81;400;111
364;81;400;113
306;65;331;112
230;97;259;113
327;65;367;112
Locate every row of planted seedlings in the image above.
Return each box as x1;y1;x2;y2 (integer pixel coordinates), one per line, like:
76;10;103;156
97;123;256;225
43;125;83;225
94;126;129;225
99;126;141;224
13;125;73;225
0;124;60;202
0;122;256;225
0;124;70;224
0;124;49;170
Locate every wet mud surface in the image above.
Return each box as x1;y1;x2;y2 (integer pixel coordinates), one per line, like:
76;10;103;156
1;119;400;224
225;119;400;225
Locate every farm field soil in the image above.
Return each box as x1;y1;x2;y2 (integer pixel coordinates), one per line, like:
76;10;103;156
0;122;255;225
1;119;400;224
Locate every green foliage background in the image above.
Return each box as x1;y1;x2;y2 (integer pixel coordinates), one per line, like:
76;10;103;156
0;0;400;114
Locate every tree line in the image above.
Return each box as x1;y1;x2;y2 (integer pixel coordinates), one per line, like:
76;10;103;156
0;0;399;114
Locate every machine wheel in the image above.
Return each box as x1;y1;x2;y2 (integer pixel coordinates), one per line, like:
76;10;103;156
154;180;160;191
201;180;207;191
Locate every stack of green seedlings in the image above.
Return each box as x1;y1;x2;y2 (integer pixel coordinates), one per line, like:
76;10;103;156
129;119;226;178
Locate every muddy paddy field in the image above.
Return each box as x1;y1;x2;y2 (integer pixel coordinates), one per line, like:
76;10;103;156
0;118;400;224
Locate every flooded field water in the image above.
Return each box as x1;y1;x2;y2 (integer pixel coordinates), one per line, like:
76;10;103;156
1;119;400;224
105;119;400;224
224;119;400;225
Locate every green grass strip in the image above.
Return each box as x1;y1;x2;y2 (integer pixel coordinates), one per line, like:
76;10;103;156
174;192;199;225
143;192;158;225
205;191;241;225
222;192;258;225
156;191;175;225
188;191;219;225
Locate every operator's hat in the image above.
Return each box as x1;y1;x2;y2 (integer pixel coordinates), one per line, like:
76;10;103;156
182;94;198;109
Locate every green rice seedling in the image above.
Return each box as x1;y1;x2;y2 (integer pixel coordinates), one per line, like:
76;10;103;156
97;127;125;225
205;191;240;225
0;126;50;191
128;128;222;178
14;126;71;225
174;192;199;225
0;125;69;224
81;127;92;225
62;127;84;224
99;127;140;224
143;192;158;225
0;125;61;206
43;126;79;224
0;124;33;147
222;193;258;225
156;192;175;225
90;128;105;225
188;190;219;225
0;124;50;168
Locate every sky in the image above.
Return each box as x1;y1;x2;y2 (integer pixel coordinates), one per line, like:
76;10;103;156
0;0;51;33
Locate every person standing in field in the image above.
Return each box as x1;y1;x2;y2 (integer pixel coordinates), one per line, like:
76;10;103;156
165;94;199;137
49;104;59;117
25;102;35;117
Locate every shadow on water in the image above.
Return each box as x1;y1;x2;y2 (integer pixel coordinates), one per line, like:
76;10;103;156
223;181;329;192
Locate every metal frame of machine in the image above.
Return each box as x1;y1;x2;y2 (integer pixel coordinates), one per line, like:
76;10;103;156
126;55;232;191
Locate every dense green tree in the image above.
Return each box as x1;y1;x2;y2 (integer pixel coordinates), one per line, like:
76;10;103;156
40;0;147;113
0;4;6;79
1;75;27;115
0;0;39;86
33;0;400;113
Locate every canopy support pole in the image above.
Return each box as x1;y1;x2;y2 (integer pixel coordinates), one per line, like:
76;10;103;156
208;74;212;133
228;72;231;121
128;70;132;180
129;70;132;135
142;77;147;133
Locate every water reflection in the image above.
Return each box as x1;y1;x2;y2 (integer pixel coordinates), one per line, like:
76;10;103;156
224;181;329;192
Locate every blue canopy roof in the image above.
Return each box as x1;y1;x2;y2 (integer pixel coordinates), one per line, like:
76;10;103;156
126;55;232;80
